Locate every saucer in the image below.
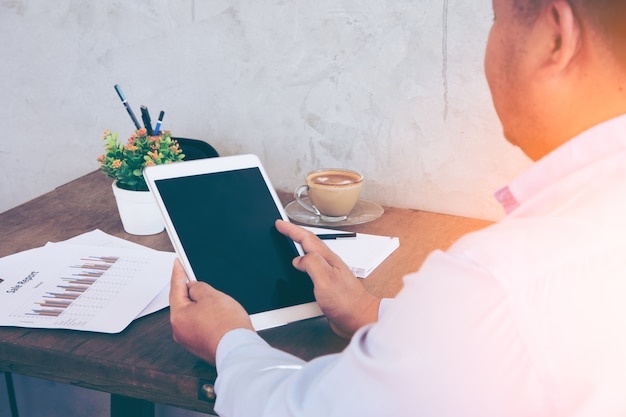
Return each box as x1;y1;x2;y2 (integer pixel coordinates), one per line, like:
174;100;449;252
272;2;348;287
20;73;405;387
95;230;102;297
285;198;384;227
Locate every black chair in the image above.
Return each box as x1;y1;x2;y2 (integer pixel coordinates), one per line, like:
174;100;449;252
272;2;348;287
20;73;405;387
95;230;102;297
173;138;219;160
3;372;19;417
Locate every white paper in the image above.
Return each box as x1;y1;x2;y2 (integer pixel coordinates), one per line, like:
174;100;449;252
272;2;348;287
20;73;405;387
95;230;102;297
0;240;175;333
58;230;171;317
304;227;400;278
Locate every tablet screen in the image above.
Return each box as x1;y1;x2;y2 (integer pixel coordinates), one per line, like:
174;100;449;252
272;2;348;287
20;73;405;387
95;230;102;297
153;167;315;315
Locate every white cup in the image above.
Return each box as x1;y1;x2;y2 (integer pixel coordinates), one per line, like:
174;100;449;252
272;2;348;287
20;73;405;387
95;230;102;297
294;168;363;222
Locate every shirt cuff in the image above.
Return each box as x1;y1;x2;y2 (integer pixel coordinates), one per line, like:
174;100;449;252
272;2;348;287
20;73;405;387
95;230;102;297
378;297;393;318
215;328;269;372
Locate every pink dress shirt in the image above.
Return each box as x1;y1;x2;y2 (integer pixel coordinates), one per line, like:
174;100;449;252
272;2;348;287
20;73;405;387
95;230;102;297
213;115;626;417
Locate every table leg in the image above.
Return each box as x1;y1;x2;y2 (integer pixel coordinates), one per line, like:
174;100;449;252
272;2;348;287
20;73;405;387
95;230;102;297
110;394;155;417
4;372;19;417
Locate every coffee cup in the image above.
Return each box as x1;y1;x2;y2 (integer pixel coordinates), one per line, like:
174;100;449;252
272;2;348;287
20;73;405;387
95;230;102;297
294;168;363;222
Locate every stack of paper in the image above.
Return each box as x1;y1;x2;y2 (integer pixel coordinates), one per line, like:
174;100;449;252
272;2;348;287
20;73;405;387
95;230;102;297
303;227;400;278
0;230;174;333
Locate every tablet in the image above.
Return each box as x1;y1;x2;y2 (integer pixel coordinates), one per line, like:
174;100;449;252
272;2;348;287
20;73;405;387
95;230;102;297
144;154;322;330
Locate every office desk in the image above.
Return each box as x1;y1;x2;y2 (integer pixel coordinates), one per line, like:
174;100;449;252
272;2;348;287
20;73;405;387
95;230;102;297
0;171;491;415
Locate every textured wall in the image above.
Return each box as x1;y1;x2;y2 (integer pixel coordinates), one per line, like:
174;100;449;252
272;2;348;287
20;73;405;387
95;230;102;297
0;0;531;220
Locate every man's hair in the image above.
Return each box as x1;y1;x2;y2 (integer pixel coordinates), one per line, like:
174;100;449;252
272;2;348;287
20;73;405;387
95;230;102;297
512;0;626;64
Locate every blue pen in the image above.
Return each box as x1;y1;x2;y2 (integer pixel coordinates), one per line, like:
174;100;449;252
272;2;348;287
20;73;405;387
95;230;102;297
154;111;165;135
114;84;141;130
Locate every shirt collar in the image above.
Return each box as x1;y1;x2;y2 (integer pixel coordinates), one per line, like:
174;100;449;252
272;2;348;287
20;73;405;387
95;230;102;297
495;114;626;214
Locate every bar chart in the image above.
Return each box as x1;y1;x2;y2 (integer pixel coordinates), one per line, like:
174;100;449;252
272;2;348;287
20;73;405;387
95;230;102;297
28;256;120;319
5;250;163;331
1;232;176;333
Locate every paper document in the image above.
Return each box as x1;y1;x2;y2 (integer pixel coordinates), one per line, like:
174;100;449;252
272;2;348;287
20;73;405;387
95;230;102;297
0;238;175;333
59;229;171;318
304;227;400;278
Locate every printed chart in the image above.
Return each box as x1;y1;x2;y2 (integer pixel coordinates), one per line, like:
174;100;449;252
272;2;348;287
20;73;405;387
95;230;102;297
22;256;131;326
0;243;175;333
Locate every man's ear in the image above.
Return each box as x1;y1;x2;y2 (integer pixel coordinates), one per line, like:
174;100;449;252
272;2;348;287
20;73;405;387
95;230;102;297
542;0;581;73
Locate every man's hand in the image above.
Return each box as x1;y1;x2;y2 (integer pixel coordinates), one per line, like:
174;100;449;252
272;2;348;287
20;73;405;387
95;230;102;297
275;219;381;338
169;259;254;365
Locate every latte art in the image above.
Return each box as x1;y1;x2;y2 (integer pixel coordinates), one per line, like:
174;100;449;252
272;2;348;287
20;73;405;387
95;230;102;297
309;171;362;187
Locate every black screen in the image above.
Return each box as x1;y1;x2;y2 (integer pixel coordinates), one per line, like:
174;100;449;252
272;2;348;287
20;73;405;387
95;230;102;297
155;167;315;314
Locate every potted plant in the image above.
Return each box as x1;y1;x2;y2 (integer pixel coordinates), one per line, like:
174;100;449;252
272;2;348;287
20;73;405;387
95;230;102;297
98;128;185;234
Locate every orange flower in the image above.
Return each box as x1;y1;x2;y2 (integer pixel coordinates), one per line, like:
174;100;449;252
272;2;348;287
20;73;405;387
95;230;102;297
100;129;185;191
148;136;160;147
146;150;157;160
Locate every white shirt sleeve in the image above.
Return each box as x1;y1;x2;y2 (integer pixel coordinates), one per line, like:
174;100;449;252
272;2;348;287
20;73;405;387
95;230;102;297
213;298;394;416
377;297;393;317
212;249;551;417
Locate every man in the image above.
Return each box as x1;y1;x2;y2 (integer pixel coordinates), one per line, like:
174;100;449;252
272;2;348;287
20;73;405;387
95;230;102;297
170;0;626;415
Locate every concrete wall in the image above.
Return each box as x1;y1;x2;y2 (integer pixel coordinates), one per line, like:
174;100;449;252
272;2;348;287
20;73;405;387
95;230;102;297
0;1;534;416
0;0;531;221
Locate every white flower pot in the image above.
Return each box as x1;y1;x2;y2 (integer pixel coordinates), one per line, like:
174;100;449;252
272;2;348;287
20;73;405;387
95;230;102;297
111;182;165;235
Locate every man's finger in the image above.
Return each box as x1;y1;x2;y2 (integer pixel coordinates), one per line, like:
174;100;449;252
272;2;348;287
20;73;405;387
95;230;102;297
292;252;335;283
186;280;217;302
275;219;343;261
169;259;191;308
275;219;316;245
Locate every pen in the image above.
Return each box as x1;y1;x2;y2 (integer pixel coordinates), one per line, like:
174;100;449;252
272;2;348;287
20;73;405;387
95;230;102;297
140;105;154;136
153;111;165;135
113;84;141;130
316;232;357;240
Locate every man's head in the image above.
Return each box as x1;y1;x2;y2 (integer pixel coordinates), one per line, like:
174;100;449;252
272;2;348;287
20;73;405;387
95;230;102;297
485;0;626;161
513;0;626;51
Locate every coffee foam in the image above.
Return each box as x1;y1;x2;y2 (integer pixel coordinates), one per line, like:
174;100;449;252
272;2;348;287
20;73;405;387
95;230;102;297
309;171;362;187
315;176;353;185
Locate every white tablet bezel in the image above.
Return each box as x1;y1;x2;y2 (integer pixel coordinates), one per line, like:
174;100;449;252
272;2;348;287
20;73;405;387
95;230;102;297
144;154;322;330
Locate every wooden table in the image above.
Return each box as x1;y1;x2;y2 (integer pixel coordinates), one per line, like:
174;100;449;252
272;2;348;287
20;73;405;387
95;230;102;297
0;171;491;415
